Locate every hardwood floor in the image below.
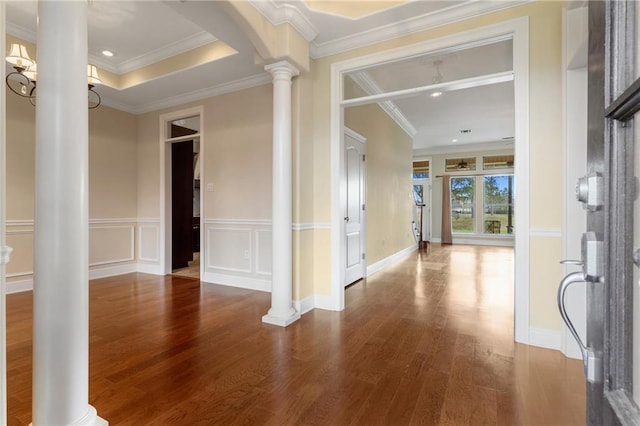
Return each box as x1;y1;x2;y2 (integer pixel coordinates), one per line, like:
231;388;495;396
6;244;585;425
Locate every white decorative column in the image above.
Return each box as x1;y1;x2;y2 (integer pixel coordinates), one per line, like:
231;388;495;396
262;61;300;327
0;3;8;424
33;2;106;425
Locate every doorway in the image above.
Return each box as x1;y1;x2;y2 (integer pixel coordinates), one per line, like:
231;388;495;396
344;127;366;286
412;158;431;246
329;18;530;344
160;107;204;279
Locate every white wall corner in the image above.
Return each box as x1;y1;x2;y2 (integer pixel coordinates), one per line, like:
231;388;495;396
529;327;561;351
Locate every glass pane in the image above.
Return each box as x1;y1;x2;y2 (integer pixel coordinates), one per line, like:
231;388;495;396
413;160;429;179
483;154;514;170
451;176;475;233
170;115;199;138
445;157;476;172
413;184;423;205
483;175;515;235
343;39;513;100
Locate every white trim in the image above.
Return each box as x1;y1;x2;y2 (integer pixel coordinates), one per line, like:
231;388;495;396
6;279;33;295
310;1;531;58
366;244;418;277
529;327;561;351
414;140;514;156
530;228;562;238
99;32;217;75
130;74;271;115
451;237;515;247
89;225;135;266
204;218;271;226
348;72;417;137
5;22;35;44
330;17;530;343
248;0;319;42
293;295;315;315
6;271;32;279
5;220;33;227
292;223;332;231
89;263;137;280
203;272;270;292
136;263;164;275
343;127;366;143
159;106;205;276
5;263;139;294
312;294;338;311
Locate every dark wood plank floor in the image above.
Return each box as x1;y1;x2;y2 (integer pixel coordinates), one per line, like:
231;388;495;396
6;244;585;425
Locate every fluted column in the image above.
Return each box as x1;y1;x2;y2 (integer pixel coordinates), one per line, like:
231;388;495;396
33;2;106;424
262;61;300;327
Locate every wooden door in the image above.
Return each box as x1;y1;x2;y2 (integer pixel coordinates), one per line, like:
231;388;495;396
171;140;194;270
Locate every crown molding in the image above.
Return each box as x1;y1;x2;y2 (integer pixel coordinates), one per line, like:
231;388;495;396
349;71;417;137
310;0;532;58
90;31;217;75
249;0;319;42
118;73;272;115
6;22;35;44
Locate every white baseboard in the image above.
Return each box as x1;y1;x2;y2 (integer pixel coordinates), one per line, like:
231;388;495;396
6;263;139;294
203;272;271;292
90;263;137;280
366;244;417;277
529;327;561;350
293;295;315;315
452;237;515;247
293;293;340;314
561;327;583;360
6;279;33;294
136;263;164;275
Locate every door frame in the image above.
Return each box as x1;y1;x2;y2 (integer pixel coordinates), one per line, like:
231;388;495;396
343;126;367;285
412;155;433;242
159;106;204;276
329;17;531;343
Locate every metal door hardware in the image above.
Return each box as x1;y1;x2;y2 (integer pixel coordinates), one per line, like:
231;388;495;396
576;172;604;211
581;232;604;281
557;271;603;383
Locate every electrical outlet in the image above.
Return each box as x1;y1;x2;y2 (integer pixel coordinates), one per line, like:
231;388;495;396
206;183;214;192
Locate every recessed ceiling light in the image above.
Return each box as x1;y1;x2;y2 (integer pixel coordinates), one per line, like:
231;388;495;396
430;91;443;97
451;139;458;143
101;50;114;57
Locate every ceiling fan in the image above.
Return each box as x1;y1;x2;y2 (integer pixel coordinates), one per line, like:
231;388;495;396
457;159;468;169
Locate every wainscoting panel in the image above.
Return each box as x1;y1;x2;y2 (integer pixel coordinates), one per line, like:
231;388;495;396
89;225;135;266
203;219;272;290
137;223;160;263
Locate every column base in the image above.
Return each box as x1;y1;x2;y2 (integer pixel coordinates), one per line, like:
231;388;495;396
31;405;107;426
262;308;300;327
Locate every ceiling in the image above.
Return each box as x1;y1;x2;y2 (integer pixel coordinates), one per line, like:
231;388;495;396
4;0;522;153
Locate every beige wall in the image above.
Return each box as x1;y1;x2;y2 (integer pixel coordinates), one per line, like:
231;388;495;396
5;94;138;281
136;83;273;221
427;147;515;240
302;1;565;330
345;103;414;265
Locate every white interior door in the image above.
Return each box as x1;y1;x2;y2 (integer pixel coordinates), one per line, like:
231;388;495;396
344;129;366;286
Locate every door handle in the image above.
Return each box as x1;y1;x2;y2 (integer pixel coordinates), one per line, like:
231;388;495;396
344;216;349;222
557;271;602;383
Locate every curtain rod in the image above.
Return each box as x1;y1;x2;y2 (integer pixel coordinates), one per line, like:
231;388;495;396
434;171;514;179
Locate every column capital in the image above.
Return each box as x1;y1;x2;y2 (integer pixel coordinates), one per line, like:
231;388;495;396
0;246;12;266
264;60;300;80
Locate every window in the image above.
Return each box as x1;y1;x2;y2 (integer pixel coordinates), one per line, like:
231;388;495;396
450;174;515;236
413;160;429;179
483;154;514;170
445;157;476;172
451;177;475;233
483;175;514;234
